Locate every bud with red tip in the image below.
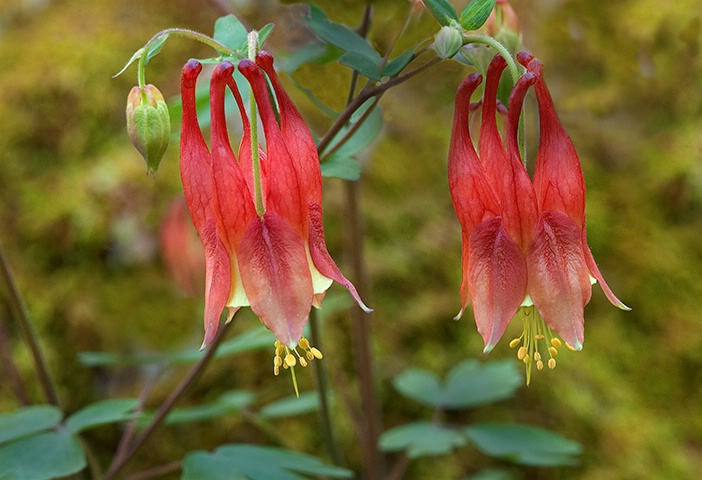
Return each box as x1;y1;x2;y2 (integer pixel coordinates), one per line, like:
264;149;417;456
126;84;171;176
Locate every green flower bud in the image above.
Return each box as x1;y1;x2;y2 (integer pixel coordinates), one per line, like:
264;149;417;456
126;84;170;176
434;25;464;60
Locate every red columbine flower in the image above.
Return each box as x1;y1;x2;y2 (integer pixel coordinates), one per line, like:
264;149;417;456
449;53;629;382
179;52;369;376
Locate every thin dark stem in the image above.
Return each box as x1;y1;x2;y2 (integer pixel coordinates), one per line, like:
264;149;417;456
113;367;163;463
0;243;60;407
0;318;30;406
317;56;441;155
386;453;410;480
309;310;345;466
320;98;380;163
103;320;234;480
343;179;384;480
122;461;182;480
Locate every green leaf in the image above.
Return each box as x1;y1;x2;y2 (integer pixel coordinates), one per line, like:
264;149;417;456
259;392;320;419
423;0;459;26
144;33;169;66
78;325;273;367
164;391;254;425
460;0;497;31
64;398;140;434
113;48;143;78
277;43;331;74
0;405;62;445
465;423;583;466
305;4;382;78
440;360;521;409
214;14;249;52
392;369;442;408
339;52;381;81
181;444;353;480
379;422;466;458
321;156;361;180
393;360;520;409
0;428;85;480
323;98;382;160
382;49;416;77
257;23;275;47
464;468;516;480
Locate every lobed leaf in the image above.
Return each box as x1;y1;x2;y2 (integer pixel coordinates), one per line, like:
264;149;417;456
64;398;140;434
465;423;583;466
259;392;320;419
0;428;85;480
0;405;62;445
440;360;522;409
182;444;353;480
379;422;466;458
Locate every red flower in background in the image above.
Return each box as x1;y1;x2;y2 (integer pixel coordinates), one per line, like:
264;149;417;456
449;53;629;382
179;53;369;373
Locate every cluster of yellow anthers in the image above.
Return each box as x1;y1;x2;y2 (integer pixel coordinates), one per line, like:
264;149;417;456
508;306;576;384
273;337;323;376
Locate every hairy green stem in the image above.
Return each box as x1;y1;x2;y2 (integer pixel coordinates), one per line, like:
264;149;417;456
0;243;60;407
137;28;234;87
462;34;520;84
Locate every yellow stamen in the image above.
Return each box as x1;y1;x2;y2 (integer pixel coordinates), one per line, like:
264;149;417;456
271;336;324;397
508;306;569;384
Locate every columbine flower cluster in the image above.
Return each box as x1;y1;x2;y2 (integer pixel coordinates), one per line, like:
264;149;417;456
449;52;629;382
179;51;370;376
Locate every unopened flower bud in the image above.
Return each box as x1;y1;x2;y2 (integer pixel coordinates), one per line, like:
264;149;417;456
126;84;170;176
434;25;464;59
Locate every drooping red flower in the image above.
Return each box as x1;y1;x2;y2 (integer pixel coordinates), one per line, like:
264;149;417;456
179;53;369;363
449;53;629;381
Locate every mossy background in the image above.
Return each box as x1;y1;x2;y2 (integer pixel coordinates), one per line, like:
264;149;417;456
1;0;701;478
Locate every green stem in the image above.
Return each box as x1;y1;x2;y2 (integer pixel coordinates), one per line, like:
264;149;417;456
136;28;235;88
247;31;265;217
0;243;60;407
462;34;520;84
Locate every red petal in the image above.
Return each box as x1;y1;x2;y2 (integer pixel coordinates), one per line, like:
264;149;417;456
468;217;528;352
526;211;592;350
308;202;371;312
238;213;314;347
448;73;501;233
455;230;472;320
520;53;587;228
201;221;234;347
209;62;256;253
238;59;306;237
256;51;322;205
179;60;231;347
479;55;538;250
582;230;631;310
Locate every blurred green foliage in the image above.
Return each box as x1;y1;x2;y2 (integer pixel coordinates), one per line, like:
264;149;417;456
1;0;701;479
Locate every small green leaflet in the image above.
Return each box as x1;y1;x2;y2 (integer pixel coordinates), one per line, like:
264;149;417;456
182;444;353;480
460;0;497;31
423;0;459;26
